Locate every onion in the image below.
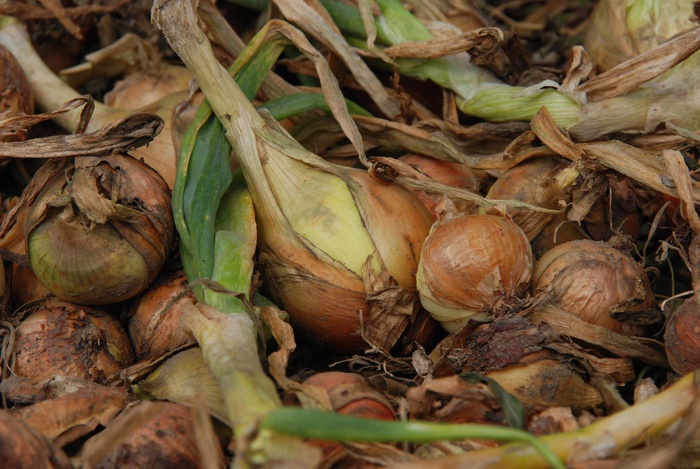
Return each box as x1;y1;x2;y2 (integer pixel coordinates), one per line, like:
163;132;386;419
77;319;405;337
10;262;53;306
104;65;193;110
583;0;698;72
485;157;584;256
663;296;700;375
12;299;135;385
24;153;174;305
154;3;436;354
81;400;225;469
416;214;534;333
288;371;395;462
531;239;656;335
127;269;195;360
398;153;488;214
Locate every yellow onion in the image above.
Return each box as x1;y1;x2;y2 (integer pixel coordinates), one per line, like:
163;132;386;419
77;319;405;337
485;157;584;256
663;296;700;375
24;154;174;305
104;64;193;110
10;262;53;306
532;239;655;335
152;4;437;355
258;165;435;353
81;400;226;469
416;214;534;333
127;269;195;360
12;298;134;385
398;153;488;214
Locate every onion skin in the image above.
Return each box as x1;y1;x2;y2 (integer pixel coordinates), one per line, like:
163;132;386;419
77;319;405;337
10;262;53;307
0;410;72;469
104;65;193;110
24;154;174;305
664;296;700;375
485;157;582;249
84;400;225;469
532;239;655;335
417;214;534;333
127;269;195;360
13;299;135;385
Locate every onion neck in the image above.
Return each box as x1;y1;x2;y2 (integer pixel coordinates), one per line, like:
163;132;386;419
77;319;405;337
0;20;124;130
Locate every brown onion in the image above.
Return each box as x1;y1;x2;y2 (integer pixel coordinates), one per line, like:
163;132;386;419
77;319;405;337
10;262;53;306
485;157;584;255
128;269;196;360
81;400;225;469
663;296;700;375
398;153;487;214
25;154;174;305
416;214;534;333
532;239;655;334
12;298;135;385
104;65;193;110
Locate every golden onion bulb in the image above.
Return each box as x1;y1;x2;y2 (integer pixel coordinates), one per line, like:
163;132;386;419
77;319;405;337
24;154;174;305
532;239;655;334
485;157;584;256
416;214;534;333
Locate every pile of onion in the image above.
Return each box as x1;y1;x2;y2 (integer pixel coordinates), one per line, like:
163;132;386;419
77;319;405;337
417;214;534;333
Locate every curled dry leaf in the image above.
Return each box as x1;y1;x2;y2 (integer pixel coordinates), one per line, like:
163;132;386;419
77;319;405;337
0;409;72;469
10;385;129;448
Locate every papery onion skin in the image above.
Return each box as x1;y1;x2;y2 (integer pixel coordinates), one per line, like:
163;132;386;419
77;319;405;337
485;157;583;252
87;400;225;469
13;298;135;385
532;239;655;335
416;214;534;333
664;296;700;375
128;269;196;360
0;409;72;469
25;154;174;305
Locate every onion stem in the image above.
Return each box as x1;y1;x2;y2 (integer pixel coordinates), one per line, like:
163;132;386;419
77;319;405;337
261;408;566;469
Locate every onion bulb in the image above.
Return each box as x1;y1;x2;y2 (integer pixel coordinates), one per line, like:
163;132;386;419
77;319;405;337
485;157;584;256
24;154;174;305
398;153;488;214
663;296;700;375
104;64;193;110
128;269;196;360
532;239;655;334
12;298;135;385
81;400;225;469
416;214;534;333
153;2;435;354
